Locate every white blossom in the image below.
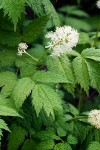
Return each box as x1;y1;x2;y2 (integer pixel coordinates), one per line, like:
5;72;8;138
88;109;100;129
96;0;100;9
18;42;28;56
45;26;79;57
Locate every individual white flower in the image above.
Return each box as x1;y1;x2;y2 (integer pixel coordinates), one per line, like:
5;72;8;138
96;0;100;9
45;26;79;57
17;42;28;56
88;109;100;129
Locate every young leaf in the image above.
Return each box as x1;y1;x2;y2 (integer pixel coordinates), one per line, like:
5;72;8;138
22;16;49;43
72;56;89;93
7;124;28;150
12;77;35;108
81;48;100;62
0;71;17;96
32;84;63;119
0;0;27;30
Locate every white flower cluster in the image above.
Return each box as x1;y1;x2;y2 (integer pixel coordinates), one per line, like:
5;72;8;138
18;42;28;56
45;26;79;57
96;0;100;9
88;109;100;129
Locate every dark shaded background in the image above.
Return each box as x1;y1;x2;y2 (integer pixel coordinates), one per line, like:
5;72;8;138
52;0;100;15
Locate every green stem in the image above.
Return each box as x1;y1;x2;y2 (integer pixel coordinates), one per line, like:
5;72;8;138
25;51;38;62
36;49;50;65
78;88;84;112
94;21;100;47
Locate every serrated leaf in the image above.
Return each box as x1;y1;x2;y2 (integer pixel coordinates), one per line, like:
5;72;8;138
87;141;100;150
46;55;75;95
0;106;21;117
81;48;100;61
0;119;10;132
32;84;63;119
33;71;70;83
86;59;100;93
0;71;17;96
54;143;72;150
8;124;28;150
28;0;60;26
67;135;78;145
12;77;35;108
22;16;49;43
0;0;27;30
72;56;89;93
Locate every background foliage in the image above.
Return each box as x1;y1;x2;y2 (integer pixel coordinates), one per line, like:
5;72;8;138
0;0;100;150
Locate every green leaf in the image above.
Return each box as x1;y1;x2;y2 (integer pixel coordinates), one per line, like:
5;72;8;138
0;0;27;30
22;139;37;150
0;30;21;47
33;71;70;83
81;48;100;62
0;119;10;132
22;16;49;43
72;56;89;93
87;141;100;150
54;143;72;150
59;5;89;17
8;124;28;150
65;17;91;31
86;60;100;93
12;77;35;108
0;48;16;67
67;135;78;145
36;139;55;150
0;106;21;117
78;32;91;44
32;84;63;119
0;71;17;96
57;127;67;137
46;55;75;95
28;0;60;26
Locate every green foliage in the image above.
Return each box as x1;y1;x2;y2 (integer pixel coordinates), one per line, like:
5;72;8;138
0;0;27;30
82;48;100;62
33;70;70;83
12;77;35;108
32;84;63;119
72;56;89;93
0;71;17;96
54;143;72;150
0;0;100;149
87;141;100;150
22;16;49;43
7;124;28;150
28;0;60;26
